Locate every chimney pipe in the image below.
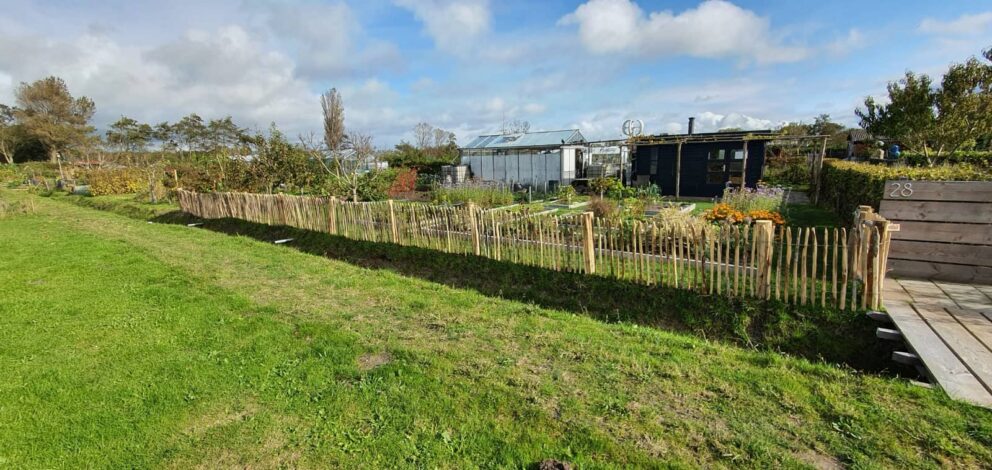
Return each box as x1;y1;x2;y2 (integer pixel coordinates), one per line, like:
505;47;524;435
687;117;695;135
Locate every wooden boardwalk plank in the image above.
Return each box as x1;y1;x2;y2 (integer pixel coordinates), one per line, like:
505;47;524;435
946;307;992;353
934;282;992;311
915;303;992;395
884;298;992;407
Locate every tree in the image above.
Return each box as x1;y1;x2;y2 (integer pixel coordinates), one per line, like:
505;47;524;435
857;72;937;160
0;104;18;164
935;47;992;153
14;76;95;163
153;122;177;151
173;113;207;156
432;127;455;149
321;88;345;154
248;124;319;193
855;47;992;164
809;114;844;137
105;116;153;154
413;122;432;149
205;116;245;152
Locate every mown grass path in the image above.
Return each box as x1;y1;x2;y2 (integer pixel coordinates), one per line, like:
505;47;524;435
1;190;991;468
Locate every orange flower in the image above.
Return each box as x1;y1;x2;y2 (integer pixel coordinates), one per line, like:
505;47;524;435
703;203;746;223
747;209;785;225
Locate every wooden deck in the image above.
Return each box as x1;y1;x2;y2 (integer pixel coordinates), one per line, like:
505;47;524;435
882;278;992;408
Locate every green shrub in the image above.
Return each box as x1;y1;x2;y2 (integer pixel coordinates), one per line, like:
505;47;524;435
84;168;146;196
819;159;992;219
763;157;809;186
0;165;20;186
590;177;621;197
900;151;992;169
325;169;398;201
556;185;577;204
431;183;514;208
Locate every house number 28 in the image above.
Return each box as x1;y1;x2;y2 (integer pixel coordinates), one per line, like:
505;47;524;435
888;182;914;198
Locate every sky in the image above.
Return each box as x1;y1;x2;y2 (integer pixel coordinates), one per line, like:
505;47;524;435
1;0;991;147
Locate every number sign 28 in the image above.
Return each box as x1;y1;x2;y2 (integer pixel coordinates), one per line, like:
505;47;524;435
888;182;914;198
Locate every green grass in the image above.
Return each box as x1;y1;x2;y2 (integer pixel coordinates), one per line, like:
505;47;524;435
782;204;842;227
1;189;991;468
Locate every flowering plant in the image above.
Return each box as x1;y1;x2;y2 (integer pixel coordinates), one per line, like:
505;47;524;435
703;203;785;225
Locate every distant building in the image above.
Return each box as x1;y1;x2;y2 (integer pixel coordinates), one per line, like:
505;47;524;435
846;129;897;159
325;149;387;172
459;129;586;189
631;118;777;198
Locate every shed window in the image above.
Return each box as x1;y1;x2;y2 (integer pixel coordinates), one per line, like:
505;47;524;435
732;149;745;160
709;149;726;160
706;162;726;184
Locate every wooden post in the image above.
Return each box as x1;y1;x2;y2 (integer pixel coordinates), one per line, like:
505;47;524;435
811;137;827;205
468;202;481;256
754;220;774;299
582;212;596;274
328;197;338;235
387;199;399;244
739;139;749;191
675;141;683;199
172;169;180;189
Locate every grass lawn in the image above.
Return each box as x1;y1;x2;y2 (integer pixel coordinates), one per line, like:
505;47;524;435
1;189;991;468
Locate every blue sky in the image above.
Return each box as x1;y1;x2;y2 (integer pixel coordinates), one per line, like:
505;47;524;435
1;0;991;146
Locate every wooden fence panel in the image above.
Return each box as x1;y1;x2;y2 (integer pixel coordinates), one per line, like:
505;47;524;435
176;190;890;310
880;180;992;284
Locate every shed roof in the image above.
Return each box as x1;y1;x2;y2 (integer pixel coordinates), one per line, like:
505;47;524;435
633;129;778;145
847;128;890;142
462;129;585;149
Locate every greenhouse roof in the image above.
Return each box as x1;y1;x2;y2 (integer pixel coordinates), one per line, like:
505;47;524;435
462;129;585;149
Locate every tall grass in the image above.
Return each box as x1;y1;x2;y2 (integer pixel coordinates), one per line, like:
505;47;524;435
720;185;786;213
430;182;514;208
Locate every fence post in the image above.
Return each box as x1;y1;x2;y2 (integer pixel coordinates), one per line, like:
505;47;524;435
388;199;399;244
328;197;338;235
582;212;596;274
754;220;774;299
468;202;481;256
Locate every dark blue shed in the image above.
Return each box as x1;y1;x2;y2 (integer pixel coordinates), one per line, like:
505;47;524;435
631;130;776;198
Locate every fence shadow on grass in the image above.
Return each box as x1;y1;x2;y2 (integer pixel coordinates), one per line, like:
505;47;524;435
154;210;905;375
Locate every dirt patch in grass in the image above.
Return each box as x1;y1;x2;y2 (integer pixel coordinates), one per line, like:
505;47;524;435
795;448;843;470
357;351;393;371
184;401;259;437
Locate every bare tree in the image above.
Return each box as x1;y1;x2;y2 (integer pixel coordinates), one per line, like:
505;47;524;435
500;118;530;135
304;130;381;203
321;88;345;154
0;104;18;164
413;122;432;149
432;127;454;148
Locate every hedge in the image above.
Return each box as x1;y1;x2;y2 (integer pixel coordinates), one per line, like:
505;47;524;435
818;159;992;219
900;151;992;168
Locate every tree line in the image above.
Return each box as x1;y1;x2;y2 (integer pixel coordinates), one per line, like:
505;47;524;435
0;76;254;164
856;45;992;164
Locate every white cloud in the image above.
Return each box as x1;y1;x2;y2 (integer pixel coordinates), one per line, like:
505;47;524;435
559;0;807;64
692;111;778;132
0;26;319;135
918;12;992;36
825;29;865;57
257;2;403;77
395;0;490;55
